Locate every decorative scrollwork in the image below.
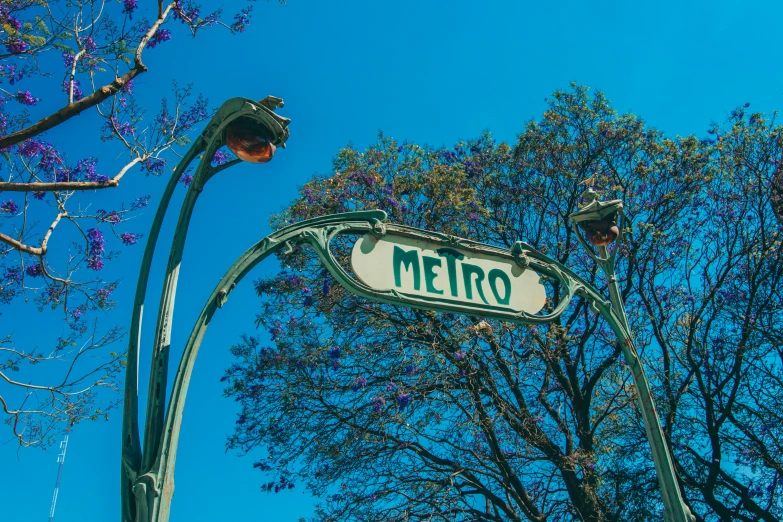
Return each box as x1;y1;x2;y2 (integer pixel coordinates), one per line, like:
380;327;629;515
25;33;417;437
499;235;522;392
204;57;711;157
370;218;387;238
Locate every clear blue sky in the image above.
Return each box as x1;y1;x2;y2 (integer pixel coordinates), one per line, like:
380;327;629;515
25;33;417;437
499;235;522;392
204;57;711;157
3;1;783;520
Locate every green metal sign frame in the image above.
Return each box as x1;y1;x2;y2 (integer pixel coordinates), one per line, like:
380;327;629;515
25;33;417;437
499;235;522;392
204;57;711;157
120;98;694;522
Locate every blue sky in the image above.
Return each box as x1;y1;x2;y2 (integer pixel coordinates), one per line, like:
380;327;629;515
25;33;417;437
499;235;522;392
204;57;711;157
3;1;783;520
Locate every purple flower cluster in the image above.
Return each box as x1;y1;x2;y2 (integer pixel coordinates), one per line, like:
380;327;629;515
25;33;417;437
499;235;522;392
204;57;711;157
86;228;106;271
143;158;166;175
0;63;26;85
97;210;121;225
15;90;39;106
120;232;139;246
110;116;135;136
230;6;253;33
123;0;138;17
25;263;43;277
3;266;22;284
371;396;386;413
131;195;150;209
147;29;172;49
351;376;367;392
179;173;193;186
83;37;97;52
62;52;75;68
96;286;114;301
327;347;341;359
73;158;108;182
397;393;412;410
1;200;19;214
6;38;27;54
61;78;84;100
269;320;283;341
178;95;210;132
212;149;231;166
453;350;467;360
71;305;86;321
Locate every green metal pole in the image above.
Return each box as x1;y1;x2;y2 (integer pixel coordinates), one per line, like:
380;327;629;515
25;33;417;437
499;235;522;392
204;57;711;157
568;189;695;522
120;97;289;522
597;247;694;522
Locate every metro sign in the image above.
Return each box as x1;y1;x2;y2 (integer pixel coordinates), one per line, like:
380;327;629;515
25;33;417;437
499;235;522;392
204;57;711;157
351;233;546;315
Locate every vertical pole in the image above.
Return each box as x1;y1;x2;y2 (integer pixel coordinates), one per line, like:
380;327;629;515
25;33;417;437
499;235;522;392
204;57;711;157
598;247;694;522
48;434;69;522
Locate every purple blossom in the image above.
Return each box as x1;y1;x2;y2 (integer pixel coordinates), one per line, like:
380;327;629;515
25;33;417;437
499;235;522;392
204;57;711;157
61;78;83;100
351;376;367;392
120;79;134;95
5;17;21;31
120;232;139;246
328;347;341;359
86;228;106;271
18;140;46;158
6;38;27;54
371;396;386;413
110;116;135;136
322;279;332;296
3;266;22;283
212;149;231;166
25;263;43;278
100;211;121;226
396;393;412;410
142;158;166;175
71;306;85;321
32;191;45;200
15;90;39;106
123;0;138;17
1;200;19;214
230;6;253;33
131;195;150;209
147;29;172;49
453;350;467;360
74;158;108;182
83;37;97;52
386;382;397;392
269;320;283;341
404;364;417;375
179;173;193;186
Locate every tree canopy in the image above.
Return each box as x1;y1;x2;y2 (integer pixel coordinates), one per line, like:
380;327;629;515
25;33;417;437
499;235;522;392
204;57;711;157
223;85;783;521
0;0;282;446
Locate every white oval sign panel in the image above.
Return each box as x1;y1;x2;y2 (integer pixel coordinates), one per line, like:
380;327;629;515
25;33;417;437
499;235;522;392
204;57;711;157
350;234;546;315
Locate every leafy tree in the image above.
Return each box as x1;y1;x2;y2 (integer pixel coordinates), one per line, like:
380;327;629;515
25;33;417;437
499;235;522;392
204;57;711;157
224;85;783;521
0;0;283;446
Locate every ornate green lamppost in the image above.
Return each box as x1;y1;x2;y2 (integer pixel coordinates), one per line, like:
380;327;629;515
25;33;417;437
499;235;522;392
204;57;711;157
120;96;290;522
121;97;694;522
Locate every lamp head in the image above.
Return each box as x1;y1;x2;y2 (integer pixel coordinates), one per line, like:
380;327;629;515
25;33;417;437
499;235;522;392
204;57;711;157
225;117;276;163
209;96;290;165
569;188;624;246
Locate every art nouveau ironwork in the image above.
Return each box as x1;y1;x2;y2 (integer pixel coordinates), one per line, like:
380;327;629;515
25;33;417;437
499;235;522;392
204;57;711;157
120;98;694;522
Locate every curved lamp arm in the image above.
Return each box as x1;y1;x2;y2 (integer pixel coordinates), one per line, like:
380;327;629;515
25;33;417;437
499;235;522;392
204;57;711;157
121;96;289;522
137;207;693;522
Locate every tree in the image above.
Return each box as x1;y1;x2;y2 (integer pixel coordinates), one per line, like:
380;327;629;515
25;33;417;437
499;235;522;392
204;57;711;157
223;85;783;521
0;0;283;447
